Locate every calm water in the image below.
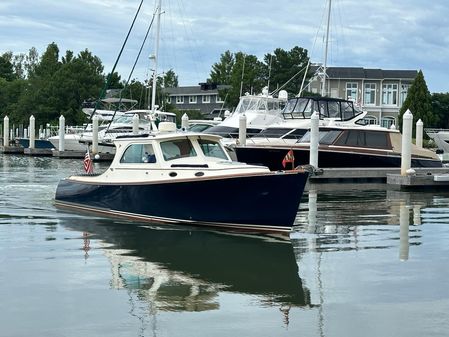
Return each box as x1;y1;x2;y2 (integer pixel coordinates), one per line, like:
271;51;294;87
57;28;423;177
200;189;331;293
1;154;449;337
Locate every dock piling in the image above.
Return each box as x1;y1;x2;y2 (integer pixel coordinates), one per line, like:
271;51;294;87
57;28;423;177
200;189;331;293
29;116;35;149
58;115;65;152
416;119;423;148
309;111;319;168
401;109;413;175
399;203;410;261
238;114;247;146
3;116;9;146
181;113;189;131
92;115;99;154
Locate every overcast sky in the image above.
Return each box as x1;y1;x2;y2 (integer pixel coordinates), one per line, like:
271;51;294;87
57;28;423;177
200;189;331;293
1;0;449;93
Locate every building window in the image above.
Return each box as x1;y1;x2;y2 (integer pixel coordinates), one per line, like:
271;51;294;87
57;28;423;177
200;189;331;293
400;84;410;106
364;83;376;105
363;115;378;125
381;117;396;129
202;95;211;103
189;95;197;104
216;95;224;103
176;96;184;104
346;82;358;102
166;96;171;104
382;84;398;105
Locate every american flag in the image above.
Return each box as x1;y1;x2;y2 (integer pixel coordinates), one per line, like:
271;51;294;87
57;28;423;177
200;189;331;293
84;150;93;174
282;149;295;169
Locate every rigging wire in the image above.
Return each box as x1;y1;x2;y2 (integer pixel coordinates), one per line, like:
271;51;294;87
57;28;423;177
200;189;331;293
105;10;157;132
89;0;144;121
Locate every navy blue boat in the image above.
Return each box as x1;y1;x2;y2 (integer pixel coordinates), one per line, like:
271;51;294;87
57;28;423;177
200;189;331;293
234;125;443;170
16;137;55;149
55;129;308;233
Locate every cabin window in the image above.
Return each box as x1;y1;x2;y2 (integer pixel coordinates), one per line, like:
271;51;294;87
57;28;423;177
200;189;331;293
161;139;197;161
334;130;390;149
198;139;228;160
120;144;156;163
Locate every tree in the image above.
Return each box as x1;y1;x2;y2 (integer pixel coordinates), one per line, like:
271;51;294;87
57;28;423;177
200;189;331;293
0;53;16;81
263;46;310;95
209;51;266;107
398;70;436;134
431;92;449;129
163;69;178;88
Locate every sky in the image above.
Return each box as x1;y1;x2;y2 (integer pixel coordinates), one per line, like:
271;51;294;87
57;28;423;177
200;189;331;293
1;0;449;93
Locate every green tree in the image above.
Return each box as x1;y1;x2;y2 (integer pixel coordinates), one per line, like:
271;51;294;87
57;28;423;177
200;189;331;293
0;53;16;81
163;69;178;88
264;46;310;95
398;70;436;134
209;51;267;107
431;92;449;129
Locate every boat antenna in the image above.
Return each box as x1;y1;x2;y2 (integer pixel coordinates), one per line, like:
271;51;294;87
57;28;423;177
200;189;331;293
321;0;331;97
150;0;162;114
89;0;144;122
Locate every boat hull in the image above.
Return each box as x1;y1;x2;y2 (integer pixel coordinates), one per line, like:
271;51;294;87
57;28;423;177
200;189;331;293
16;138;54;149
55;171;308;232
235;146;443;170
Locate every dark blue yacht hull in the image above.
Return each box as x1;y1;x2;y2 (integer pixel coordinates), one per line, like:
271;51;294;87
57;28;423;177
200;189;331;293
235;146;443;171
55;171;308;233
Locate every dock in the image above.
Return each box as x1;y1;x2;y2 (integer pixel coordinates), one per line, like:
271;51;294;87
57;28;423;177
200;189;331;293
308;167;449;189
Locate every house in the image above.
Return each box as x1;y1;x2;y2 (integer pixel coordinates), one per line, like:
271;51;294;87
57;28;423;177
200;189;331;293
307;66;418;128
163;83;230;118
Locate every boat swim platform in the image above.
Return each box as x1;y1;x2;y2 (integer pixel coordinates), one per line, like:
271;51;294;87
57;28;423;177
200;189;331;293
308;167;449;186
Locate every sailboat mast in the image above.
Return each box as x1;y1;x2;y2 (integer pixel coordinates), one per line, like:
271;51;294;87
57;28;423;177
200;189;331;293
321;0;331;97
151;0;162;113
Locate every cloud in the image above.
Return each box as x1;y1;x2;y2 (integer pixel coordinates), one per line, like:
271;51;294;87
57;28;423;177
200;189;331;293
1;0;448;92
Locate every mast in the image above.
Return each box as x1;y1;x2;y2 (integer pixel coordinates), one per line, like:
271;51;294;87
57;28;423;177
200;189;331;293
321;0;331;97
151;0;162;113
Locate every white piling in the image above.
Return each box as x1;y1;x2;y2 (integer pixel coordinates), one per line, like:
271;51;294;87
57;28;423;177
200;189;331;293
58;115;65;152
309;111;320;168
92;115;99;154
399;203;409;261
132;114;139;135
401;109;413;175
3;116;9;146
238;114;247;146
416;119;423;148
29;115;35;149
181;113;189;131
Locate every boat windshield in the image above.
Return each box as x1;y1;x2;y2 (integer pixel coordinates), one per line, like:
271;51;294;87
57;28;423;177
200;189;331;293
234;96;282;115
198;139;228;160
298;130;342;145
161;139;197;161
282;98;315;119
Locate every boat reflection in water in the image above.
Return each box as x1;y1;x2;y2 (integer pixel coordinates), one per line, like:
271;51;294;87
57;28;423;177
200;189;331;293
64;219;311;315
